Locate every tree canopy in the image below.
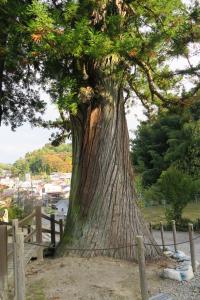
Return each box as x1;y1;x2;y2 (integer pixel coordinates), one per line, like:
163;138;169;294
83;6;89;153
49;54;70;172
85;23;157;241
0;0;200;134
131;100;200;187
1;0;196;138
0;0;47;130
131;99;200;222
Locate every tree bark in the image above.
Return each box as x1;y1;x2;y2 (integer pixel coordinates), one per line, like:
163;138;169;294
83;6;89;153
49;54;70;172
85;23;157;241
0;31;7;126
60;78;161;261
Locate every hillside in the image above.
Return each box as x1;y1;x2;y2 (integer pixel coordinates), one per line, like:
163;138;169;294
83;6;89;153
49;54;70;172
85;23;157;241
0;163;11;175
11;144;72;176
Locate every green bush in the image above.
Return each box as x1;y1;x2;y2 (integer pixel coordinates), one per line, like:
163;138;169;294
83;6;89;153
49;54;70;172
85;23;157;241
0;205;24;221
158;167;195;223
143;184;164;206
8;205;24;220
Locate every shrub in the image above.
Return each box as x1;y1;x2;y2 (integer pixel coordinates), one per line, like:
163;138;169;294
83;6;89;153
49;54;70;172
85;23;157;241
0;205;24;221
8;205;24;220
158;167;195;223
143;184;164;206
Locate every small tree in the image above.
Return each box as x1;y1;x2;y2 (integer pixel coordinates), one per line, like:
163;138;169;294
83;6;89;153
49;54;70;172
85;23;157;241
158;167;194;223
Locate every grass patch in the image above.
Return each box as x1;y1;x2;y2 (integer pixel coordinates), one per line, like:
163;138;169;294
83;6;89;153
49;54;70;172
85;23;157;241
26;279;46;300
142;202;200;225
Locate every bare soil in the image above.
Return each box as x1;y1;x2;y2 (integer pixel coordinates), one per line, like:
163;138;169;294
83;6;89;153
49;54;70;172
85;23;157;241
26;256;175;300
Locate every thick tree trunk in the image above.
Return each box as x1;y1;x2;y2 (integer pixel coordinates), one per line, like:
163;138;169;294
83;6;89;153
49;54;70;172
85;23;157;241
60;79;161;261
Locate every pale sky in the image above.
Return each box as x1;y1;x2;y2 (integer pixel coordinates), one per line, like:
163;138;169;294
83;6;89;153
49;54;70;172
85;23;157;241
0;97;59;163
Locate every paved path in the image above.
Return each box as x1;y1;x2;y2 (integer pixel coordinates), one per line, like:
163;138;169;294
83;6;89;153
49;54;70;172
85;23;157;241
153;230;200;261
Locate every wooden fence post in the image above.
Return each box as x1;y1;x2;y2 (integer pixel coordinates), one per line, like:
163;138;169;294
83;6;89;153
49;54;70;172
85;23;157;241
35;206;42;243
27;225;31;242
50;214;56;247
14;231;25;300
188;223;196;273
160;221;165;251
0;225;8;300
12;219;18;298
172;220;177;252
149;222;152;234
136;236;148;300
59;219;63;241
35;206;43;260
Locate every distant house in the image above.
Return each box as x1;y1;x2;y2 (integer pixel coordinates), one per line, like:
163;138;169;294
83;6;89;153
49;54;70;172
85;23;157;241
44;183;62;194
66;173;71;185
50;172;71;185
0;177;15;188
25;173;31;181
0;200;6;207
0;184;9;191
0;192;12;208
43;183;63;204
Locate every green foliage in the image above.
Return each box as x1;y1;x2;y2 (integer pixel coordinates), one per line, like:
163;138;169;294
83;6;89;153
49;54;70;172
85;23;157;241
11;158;29;177
1;0;199;147
143;185;164;206
0;162;11;169
134;175;145;207
0;0;46;130
23;0;200;139
28;0;54;33
0;162;11;174
131;113;178;187
0;204;24;220
142;203;200;226
193;179;200;194
158;167;195;222
131;101;200;187
8;205;24;220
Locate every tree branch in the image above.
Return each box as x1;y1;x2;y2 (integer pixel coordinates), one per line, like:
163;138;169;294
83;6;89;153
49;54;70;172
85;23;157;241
133;57;166;101
133;57;200;105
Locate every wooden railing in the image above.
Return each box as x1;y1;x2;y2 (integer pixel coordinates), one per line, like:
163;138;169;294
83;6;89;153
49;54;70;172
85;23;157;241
0;206;64;300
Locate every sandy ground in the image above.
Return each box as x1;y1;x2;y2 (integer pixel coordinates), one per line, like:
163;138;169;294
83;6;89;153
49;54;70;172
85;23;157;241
26;255;175;300
26;230;200;300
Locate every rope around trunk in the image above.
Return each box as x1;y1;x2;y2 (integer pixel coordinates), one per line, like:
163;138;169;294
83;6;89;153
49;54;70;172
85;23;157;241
23;234;200;251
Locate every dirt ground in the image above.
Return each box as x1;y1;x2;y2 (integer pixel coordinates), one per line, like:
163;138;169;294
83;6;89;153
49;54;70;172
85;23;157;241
26;255;175;300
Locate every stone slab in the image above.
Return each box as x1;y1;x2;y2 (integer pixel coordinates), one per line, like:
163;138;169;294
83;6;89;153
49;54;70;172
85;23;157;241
149;293;173;300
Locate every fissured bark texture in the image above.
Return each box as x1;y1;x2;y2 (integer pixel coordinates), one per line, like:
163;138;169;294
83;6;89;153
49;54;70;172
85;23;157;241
61;79;160;261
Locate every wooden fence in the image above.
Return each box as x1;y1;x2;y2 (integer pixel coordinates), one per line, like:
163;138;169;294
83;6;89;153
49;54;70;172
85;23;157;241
0;206;64;300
